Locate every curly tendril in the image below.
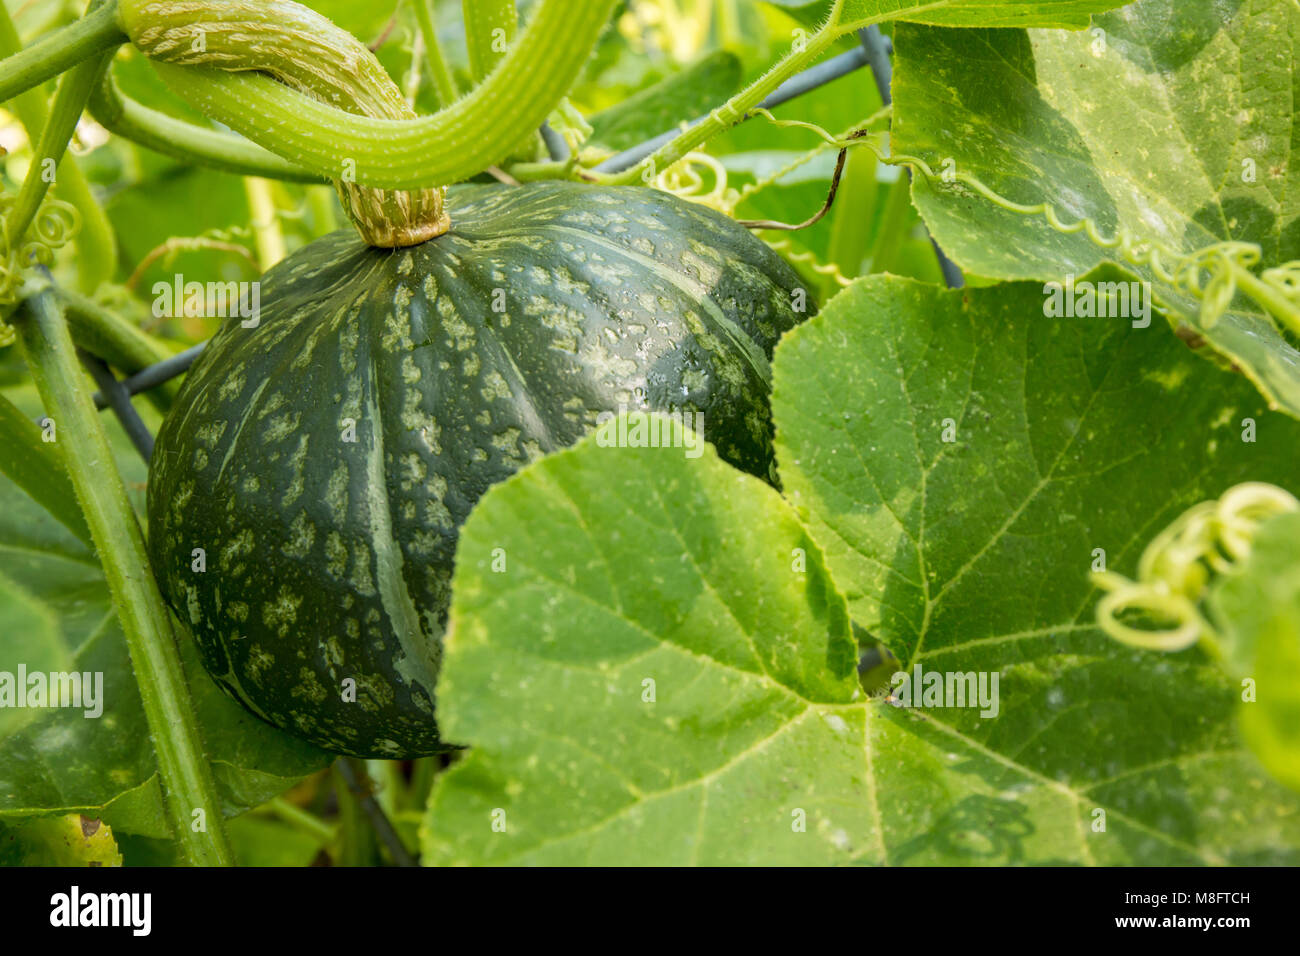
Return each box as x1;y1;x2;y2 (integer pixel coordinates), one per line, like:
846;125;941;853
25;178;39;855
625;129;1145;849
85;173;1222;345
0;193;82;344
741;109;1300;340
651;152;740;213
1092;483;1300;653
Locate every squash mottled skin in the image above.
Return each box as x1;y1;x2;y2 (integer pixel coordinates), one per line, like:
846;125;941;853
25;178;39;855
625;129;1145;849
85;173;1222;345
147;182;813;757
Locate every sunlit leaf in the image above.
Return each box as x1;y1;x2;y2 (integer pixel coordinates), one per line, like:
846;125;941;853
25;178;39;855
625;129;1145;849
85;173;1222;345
891;0;1300;414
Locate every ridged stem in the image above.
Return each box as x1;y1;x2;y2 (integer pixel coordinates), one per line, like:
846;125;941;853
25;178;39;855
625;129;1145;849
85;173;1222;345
0;0;124;104
87;66;324;182
137;0;616;192
4;52;114;264
0;3;119;292
17;280;234;867
413;0;460;107
119;0;448;246
462;0;517;84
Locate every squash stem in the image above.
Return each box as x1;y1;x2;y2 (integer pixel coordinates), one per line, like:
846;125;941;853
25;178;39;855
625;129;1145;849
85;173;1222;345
413;0;461;108
117;0;449;246
461;0;516;84
16;280;235;867
3;51;112;258
87;66;324;182
596;0;850;186
133;0;617;192
0;0;124;104
0;2;120;292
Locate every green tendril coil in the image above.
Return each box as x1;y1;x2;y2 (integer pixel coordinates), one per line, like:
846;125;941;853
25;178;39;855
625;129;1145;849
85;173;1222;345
1;194;82;343
1092;482;1300;653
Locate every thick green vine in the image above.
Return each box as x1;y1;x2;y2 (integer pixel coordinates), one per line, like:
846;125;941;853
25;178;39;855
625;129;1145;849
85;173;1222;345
15;279;234;867
118;0;447;246
130;0;616;191
87;65;324;183
0;0;124;105
0;2;118;299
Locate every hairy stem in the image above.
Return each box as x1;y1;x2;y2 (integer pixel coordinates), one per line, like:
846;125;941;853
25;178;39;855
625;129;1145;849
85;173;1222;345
4;54;112;258
120;0;448;246
138;0;615;191
0;0;124;105
17;280;234;867
413;0;460;108
462;0;517;84
88;67;325;182
0;3;119;292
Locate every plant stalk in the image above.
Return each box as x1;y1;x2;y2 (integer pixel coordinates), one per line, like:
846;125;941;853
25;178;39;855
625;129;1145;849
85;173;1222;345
0;3;119;292
461;0;517;84
4;53;113;259
0;0;124;105
87;67;325;182
414;0;460;107
16;279;234;867
118;0;449;246
135;0;616;192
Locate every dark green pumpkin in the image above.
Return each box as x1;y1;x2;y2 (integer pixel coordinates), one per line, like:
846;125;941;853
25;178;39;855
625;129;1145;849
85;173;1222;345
147;182;813;757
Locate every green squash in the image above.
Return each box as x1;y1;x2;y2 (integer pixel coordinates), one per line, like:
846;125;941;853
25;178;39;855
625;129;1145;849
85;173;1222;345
147;182;813;757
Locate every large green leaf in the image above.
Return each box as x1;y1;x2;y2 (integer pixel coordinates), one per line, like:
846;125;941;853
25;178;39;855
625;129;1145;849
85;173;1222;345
891;0;1300;415
422;414;870;865
773;277;1300;860
0;388;331;836
1208;511;1300;792
765;0;1130;30
421;272;1300;864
